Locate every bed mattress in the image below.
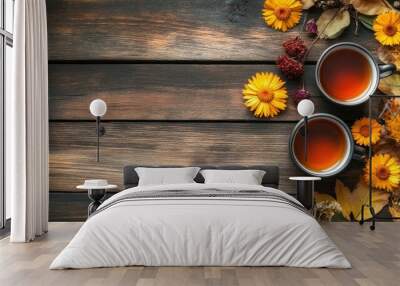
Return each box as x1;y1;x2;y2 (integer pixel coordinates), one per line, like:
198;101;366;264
50;183;350;269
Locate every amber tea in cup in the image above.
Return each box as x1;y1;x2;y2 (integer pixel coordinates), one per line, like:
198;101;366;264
293;118;347;172
319;48;372;102
316;43;395;106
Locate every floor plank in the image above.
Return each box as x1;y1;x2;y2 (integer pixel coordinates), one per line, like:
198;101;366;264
0;222;399;286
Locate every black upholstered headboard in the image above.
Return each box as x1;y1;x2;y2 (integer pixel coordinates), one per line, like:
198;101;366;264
123;165;280;189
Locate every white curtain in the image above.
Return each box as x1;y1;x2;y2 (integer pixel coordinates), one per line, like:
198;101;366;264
9;0;49;242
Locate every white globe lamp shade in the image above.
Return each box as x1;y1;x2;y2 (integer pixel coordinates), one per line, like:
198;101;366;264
90;99;107;117
297;99;315;117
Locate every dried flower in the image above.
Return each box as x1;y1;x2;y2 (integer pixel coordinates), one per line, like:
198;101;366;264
277;55;304;79
383;98;400;120
305;18;318;35
386;115;400;143
282;36;307;60
315;200;342;222
292;88;311;105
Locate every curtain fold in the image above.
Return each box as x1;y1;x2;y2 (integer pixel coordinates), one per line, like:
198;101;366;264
9;0;49;242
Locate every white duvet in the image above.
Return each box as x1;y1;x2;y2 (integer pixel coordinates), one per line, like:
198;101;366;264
50;183;351;269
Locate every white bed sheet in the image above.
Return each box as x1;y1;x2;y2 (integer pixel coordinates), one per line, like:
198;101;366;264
50;183;350;269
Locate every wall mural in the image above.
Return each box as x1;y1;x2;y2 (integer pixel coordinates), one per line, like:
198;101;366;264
315;98;400;221
47;0;399;221
243;1;400;221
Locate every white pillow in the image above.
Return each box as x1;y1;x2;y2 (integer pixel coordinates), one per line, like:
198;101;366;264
135;167;200;186
200;169;266;185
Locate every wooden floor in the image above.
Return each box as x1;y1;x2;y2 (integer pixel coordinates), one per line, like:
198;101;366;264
0;222;399;286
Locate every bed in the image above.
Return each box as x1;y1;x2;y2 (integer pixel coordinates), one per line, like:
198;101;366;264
50;165;351;269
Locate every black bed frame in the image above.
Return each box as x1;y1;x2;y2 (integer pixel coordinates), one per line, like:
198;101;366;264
123;165;280;189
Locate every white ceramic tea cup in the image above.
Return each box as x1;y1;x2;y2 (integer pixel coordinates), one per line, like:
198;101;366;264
316;42;396;106
289;113;354;177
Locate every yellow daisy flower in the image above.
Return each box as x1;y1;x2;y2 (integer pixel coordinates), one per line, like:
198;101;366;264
263;0;303;32
364;153;400;192
242;72;288;118
386;115;400;143
351;117;382;146
373;11;400;46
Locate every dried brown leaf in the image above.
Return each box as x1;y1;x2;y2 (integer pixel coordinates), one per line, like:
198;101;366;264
317;9;351;39
302;0;315;9
315;192;336;203
377;45;400;71
389;205;400;218
379;74;400;96
350;0;391;16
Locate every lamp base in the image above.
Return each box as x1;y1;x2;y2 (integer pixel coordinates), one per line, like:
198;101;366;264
87;188;106;216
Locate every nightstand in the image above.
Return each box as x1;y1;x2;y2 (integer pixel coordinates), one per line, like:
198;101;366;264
77;180;117;216
289;177;321;212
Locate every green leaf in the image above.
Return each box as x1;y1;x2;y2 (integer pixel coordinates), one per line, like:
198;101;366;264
358;14;376;31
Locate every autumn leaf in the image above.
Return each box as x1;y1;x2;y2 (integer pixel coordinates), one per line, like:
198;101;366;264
377;45;400;71
335;179;390;221
373;138;400;157
389;193;400;218
317;9;351;39
350;0;391;16
389;205;400;218
315;192;335;203
335;180;353;221
378;74;400;96
302;0;315;9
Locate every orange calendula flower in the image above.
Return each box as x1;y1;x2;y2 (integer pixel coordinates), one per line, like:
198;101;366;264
386;115;400;143
351;117;382;146
364;153;400;192
373;11;400;46
263;0;303;32
242;72;288;118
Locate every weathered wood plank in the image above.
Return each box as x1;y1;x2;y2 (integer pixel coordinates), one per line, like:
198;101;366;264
47;0;377;61
49;64;369;121
49;121;305;194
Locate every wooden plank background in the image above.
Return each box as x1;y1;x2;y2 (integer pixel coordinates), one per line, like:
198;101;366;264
47;0;377;61
47;0;374;220
50;122;298;192
48;64;369;121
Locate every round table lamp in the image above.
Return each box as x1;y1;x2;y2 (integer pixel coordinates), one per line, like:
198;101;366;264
89;99;107;162
297;99;315;162
90;99;107;117
297;99;315;117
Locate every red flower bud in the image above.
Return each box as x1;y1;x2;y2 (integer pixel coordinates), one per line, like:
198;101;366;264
277;55;304;79
282;36;307;60
293;88;311;105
